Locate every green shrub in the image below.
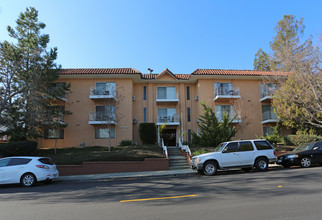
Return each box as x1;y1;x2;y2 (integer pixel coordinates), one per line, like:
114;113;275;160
283;135;322;146
139;123;157;144
119;140;132;146
0;140;38;156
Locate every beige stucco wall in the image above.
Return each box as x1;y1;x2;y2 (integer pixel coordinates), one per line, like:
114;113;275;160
38;71;283;148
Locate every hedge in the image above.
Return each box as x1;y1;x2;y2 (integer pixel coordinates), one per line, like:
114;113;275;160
283;135;322;146
0;140;38;157
139;123;157;144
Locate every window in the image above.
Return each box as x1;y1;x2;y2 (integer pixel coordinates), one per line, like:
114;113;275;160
44;129;64;139
239;141;254;151
95;128;115;139
95;105;116;121
254;141;273;150
143;108;147;122
223;142;238;153
215;105;234;121
38;158;54;165
157;87;176;99
143;86;147;100
49;82;66;97
47;105;65;122
261;83;278;97
0;158;10;167
95;82;116;95
262;105;278;121
188;129;192;143
186;86;190;100
158;108;177;123
187;107;191;122
8;158;32;166
263;127;274;136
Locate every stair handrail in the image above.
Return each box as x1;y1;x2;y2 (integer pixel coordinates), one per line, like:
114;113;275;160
178;138;191;156
161;138;168;158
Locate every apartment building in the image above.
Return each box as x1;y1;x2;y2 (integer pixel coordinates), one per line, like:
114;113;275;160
38;68;289;148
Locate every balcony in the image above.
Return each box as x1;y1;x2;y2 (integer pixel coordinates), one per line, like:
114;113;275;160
157;108;179;126
215;105;241;123
88;112;116;125
156;87;179;103
260;84;277;102
89;87;116;100
262;110;279;124
214;87;241;101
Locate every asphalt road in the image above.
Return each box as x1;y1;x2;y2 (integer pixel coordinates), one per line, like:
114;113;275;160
1;166;322;220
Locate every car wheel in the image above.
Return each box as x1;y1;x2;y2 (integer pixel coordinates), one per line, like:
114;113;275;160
300;157;311;168
20;173;36;187
203;161;217;176
255;158;268;171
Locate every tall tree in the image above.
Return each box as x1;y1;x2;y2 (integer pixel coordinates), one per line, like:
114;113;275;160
253;14;322;130
254;48;271;71
0;7;69;141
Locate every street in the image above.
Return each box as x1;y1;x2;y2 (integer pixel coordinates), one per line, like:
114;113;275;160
1;166;322;220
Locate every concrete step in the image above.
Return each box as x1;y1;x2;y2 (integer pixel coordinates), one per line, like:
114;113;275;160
169;156;187;159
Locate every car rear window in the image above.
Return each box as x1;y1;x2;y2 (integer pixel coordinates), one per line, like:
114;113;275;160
38;158;54;165
8;158;32;166
254;141;273;150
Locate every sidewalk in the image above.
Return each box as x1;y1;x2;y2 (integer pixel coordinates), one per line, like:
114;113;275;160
59;164;282;182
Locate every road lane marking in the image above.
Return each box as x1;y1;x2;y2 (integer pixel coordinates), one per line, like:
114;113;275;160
277;185;283;188
120;194;198;203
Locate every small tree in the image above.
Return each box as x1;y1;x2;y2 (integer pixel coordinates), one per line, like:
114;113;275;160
193;103;236;147
264;123;282;147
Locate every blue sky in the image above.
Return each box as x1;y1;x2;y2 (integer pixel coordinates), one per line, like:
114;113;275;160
0;0;321;74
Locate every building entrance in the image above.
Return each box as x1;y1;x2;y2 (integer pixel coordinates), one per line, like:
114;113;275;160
161;129;176;146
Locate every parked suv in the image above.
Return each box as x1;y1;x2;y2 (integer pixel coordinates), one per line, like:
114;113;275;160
191;139;276;175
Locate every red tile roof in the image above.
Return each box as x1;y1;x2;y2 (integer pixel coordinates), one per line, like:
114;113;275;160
59;68;141;75
192;69;290;76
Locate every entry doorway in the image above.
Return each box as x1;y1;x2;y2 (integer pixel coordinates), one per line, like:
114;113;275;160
161;129;177;146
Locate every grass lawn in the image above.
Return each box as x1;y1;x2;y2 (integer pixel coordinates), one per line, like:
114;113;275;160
36;144;164;165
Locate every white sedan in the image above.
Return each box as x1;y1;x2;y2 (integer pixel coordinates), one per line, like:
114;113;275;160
0;156;59;186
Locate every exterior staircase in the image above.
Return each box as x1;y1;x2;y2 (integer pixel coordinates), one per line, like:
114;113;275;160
167;146;191;170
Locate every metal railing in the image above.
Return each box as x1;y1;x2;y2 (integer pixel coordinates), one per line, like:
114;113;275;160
157;114;179;123
89;112;116;123
178;138;191;156
215;87;240;97
161;138;168;158
90;87;116;96
262;111;278;121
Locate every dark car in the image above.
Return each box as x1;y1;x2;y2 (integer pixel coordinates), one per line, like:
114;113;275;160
277;141;322;168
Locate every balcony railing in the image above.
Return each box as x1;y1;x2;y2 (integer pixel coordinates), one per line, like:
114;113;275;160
157;114;179;125
89;87;116;99
217;113;241;123
89;112;116;125
214;88;240;100
262;111;279;124
260;84;277;101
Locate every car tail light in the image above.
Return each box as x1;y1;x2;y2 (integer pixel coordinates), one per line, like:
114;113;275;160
36;165;49;169
274;150;277;157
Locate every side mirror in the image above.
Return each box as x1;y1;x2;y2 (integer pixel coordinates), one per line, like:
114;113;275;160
222;148;227;153
313;147;319;151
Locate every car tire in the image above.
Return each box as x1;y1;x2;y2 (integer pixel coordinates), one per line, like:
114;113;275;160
203;161;217;176
300;157;311;168
255;158;268;171
20;173;36;187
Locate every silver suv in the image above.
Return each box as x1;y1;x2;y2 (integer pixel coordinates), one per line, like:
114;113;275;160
191;139;277;175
